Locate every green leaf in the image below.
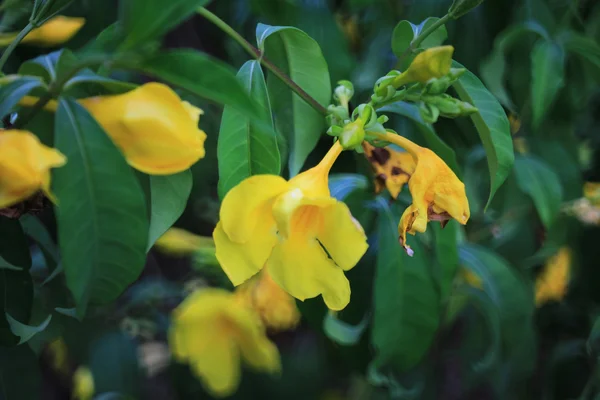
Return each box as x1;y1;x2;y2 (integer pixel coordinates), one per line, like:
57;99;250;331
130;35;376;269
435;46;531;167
20;215;59;263
459;244;535;368
18;51;61;83
139;50;261;120
256;23;331;176
371;199;439;371
0;76;44;120
380;102;459;174
53;99;148;317
119;0;209;50
480;21;549;109
217;60;280;198
5;313;51;345
432;221;459;302
323;311;369;346
391;17;448;58
329;174;369;200
147;170;193;250
452;61;514;209
531;40;565;129
0;218;33;346
559;30;600;73
514;155;563;229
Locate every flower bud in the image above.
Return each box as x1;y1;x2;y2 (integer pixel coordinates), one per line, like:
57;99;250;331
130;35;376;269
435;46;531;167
393;46;454;88
333;80;354;108
422;94;478;118
449;0;485;19
373;71;400;99
326;125;344;137
418;102;440;124
339;119;365;150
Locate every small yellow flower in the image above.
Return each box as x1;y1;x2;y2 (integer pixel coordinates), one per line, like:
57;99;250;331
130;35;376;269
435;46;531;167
381;132;469;255
393;46;454;88
48;338;69;376
0;130;66;208
235;270;300;332
154;228;215;256
535;247;571;306
79;83;206;175
213;141;368;311
169;288;280;397
72;366;94;400
584;182;600;206
22;16;85;47
460;268;482;289
363;142;415;199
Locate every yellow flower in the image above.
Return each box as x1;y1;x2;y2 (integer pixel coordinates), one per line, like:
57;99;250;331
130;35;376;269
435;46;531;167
460;267;482;289
169;288;280;397
78;83;206;175
380;132;469;255
535;247;571;306
235;270;300;332
72;366;94;400
0;130;66;208
213;141;368;311
48;338;69;376
363;142;415;199
584;182;600;206
393;46;454;88
154;228;215;256
20;16;85;47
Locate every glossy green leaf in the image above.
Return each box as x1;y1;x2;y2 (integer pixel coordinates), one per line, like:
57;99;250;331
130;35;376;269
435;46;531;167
323;310;369;346
559;30;600;73
380;102;459;174
514;155;563;229
139;50;261;120
20;215;59;264
432;221;459;302
257;23;331;176
18;51;61;84
329;173;369;200
391;17;448;57
217;60;280;198
119;0;209;50
0;76;44;120
531;40;565;129
452;61;514;209
0;218;33;346
371;199;440;371
5;313;51;345
147;170;193;250
53;99;148;317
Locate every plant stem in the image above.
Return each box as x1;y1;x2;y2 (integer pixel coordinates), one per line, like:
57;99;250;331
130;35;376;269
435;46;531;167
398;13;452;66
197;7;328;116
0;22;34;71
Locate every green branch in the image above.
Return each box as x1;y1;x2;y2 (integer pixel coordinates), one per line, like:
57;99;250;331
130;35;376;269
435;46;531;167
197;7;328;116
0;22;34;71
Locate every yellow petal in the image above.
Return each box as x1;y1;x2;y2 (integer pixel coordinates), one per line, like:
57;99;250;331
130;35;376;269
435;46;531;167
535;247;571;306
271;188;336;239
21;16;85;47
317;201;368;270
0;130;66;208
154;227;214;256
219;175;289;242
213;220;277;286
394;46;454;87
191;333;240;398
72;366;95;400
362;142;415;199
80;83;206;175
267;233;351;311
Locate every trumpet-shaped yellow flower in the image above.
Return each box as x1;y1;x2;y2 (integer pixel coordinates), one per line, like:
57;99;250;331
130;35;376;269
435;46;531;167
0;130;66;208
213;141;368;311
380;132;469;255
235;270;300;332
535;247;571;306
154;227;215;256
8;16;86;47
169;289;280;397
72;366;95;400
79;83;206;175
393;46;454;88
363;142;415;199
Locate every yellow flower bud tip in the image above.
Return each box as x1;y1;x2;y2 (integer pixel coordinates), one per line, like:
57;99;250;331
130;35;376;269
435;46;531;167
214;141;368;311
535;247;571;307
79;82;207;175
154;227;214;256
383;132;469;255
169;288;281;397
22;16;86;47
394;46;455;88
72;366;95;400
0;130;66;209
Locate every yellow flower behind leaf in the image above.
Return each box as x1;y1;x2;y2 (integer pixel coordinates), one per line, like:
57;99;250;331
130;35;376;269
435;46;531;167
79;83;206;175
72;366;94;400
363;142;415;199
169;288;280;397
584;182;600;207
0;16;85;47
155;228;215;256
381;132;469;255
393;46;454;88
0;130;66;208
535;247;571;306
235;270;300;332
213;141;368;311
